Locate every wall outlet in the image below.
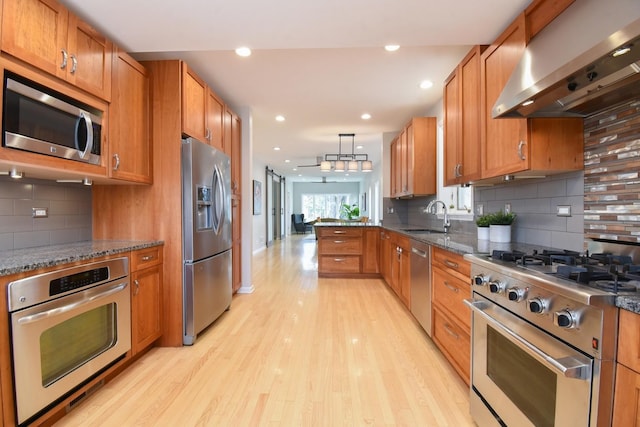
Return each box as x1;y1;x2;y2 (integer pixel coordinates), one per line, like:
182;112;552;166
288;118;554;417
557;205;572;217
387;207;394;214
32;207;48;218
476;204;484;215
504;203;511;214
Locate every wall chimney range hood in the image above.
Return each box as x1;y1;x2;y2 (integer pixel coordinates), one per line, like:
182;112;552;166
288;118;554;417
493;0;640;118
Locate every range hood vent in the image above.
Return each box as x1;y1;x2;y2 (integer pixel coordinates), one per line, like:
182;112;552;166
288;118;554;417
493;0;640;118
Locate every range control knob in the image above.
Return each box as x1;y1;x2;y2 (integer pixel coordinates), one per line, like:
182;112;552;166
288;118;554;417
527;298;547;314
554;310;578;329
507;287;526;302
488;280;505;294
473;274;490;286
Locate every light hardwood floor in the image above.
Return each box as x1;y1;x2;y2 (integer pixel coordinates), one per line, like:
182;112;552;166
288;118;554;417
55;234;475;426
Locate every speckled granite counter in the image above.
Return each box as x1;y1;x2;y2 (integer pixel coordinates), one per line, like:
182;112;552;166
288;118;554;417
616;296;640;314
0;240;163;276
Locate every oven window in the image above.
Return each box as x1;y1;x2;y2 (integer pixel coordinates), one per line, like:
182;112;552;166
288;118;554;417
487;326;556;427
40;303;117;387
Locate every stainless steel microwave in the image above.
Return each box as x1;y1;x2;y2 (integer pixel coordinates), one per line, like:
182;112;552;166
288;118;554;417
2;72;102;165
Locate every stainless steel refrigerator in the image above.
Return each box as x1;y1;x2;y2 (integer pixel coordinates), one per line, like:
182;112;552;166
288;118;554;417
182;137;232;345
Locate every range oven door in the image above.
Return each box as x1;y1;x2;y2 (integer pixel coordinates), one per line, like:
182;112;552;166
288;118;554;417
466;296;595;427
10;280;131;425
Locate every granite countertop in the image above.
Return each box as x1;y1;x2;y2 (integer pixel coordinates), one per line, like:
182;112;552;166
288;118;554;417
0;240;163;276
616;296;640;314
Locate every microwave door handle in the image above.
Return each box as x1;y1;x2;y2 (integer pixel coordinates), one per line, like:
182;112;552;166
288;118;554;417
16;282;127;325
76;111;94;159
464;299;592;380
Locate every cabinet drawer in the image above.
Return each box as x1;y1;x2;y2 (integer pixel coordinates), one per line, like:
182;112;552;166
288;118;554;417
432;307;470;384
319;255;360;273
432;267;471;329
432;247;470;280
131;246;163;271
617;309;640;372
316;227;362;238
319;237;362;255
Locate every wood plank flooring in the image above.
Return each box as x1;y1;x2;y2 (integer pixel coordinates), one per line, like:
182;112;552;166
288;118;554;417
55;234;474;426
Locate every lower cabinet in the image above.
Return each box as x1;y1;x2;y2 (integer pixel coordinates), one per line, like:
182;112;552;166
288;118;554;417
431;247;471;385
130;245;163;355
378;230;410;309
613;309;640;426
317;226;379;277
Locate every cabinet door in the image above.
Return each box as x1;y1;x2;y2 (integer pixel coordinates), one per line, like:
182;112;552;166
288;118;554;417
207;90;225;152
232;197;241;292
110;49;151;183
1;0;69;79
230;109;242;194
362;228;379;274
398;242;411;308
380;232;392;284
181;63;208;142
390;138;398;197
399;128;409;195
223;106;233;157
481;14;529;178
66;15;112;101
443;68;460;186
131;264;162;355
459;46;484;183
613;363;640;427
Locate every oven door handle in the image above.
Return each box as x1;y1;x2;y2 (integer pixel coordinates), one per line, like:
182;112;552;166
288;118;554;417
464;299;592;380
16;282;128;325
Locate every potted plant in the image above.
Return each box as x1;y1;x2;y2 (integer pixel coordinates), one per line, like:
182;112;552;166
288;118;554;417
489;210;516;243
340;203;360;220
475;213;492;240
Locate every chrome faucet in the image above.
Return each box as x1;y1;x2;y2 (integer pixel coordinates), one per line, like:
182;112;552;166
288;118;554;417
426;200;451;233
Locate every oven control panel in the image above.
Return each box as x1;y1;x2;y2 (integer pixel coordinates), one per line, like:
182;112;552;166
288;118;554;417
468;262;614;358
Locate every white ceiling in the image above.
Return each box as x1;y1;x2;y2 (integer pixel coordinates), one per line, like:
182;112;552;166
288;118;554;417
63;0;531;182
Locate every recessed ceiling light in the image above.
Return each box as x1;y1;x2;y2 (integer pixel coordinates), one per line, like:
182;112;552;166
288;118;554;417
235;47;252;57
293;168;297;171
275;115;285;122
273;147;280;151
356;145;364;150
361;113;371;120
385;45;400;52
420;80;433;89
285;159;290;163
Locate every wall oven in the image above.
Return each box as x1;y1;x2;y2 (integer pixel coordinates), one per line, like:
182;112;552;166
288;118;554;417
8;258;131;425
2;71;103;165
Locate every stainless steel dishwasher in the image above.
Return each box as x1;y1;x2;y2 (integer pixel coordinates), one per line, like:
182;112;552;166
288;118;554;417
410;240;431;336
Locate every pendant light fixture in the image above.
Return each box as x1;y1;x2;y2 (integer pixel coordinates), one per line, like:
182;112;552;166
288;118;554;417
320;134;372;172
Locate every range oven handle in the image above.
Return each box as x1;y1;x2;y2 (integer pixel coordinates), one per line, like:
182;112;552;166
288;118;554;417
16;282;128;325
464;299;591;380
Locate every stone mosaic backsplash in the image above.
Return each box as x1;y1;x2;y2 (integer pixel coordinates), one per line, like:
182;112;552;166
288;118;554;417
584;99;640;244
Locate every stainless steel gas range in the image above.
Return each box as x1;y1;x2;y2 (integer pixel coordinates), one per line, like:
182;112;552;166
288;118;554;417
464;240;640;427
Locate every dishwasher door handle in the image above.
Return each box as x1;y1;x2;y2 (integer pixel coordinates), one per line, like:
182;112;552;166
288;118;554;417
411;247;428;258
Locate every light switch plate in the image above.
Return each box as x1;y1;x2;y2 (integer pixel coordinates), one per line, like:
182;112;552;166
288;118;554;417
32;207;48;218
557;205;571;217
477;204;484;215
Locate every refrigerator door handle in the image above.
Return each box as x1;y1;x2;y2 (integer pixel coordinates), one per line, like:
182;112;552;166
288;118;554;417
212;164;226;234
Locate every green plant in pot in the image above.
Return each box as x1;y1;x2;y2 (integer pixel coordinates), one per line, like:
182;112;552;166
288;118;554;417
340;203;360;220
475;213;492;240
489;210;516;242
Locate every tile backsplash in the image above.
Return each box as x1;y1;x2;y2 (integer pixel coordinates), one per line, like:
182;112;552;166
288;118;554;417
0;177;92;250
584;99;640;244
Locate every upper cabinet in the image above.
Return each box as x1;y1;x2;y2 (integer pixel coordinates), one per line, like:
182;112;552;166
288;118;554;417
1;0;112;101
181;62;226;152
479;12;583;183
390;117;437;198
444;45;486;186
109;49;151;183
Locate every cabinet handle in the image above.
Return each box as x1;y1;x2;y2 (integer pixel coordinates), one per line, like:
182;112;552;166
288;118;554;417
205;128;211;141
443;323;459;340
70;54;78;74
455;163;462;178
141;255;153;261
444;281;459;293
113;153;120;171
333;240;346;244
134;279;140;296
60;49;68;69
444;260;459;269
333;258;346;262
333;230;346;234
517;140;526;160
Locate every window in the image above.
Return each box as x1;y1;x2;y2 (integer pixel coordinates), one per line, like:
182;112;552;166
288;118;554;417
301;194;351;219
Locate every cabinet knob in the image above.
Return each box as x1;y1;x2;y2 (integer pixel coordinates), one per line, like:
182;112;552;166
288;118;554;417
141;255;153;261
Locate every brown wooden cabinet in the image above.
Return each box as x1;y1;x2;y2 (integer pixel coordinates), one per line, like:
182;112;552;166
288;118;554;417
479;13;583;183
379;230;392;285
431;247;471;385
444;45;486;186
1;0;112;100
109;49;151;183
181;62;227;151
389;117;437;198
317;226;379;278
613;309;640;426
130;246;163;355
379;230;410;308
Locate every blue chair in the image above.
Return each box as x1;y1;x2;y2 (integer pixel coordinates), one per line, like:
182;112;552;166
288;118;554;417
292;214;313;234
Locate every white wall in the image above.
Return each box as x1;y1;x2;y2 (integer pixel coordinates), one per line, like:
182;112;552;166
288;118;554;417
252;158;267;253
